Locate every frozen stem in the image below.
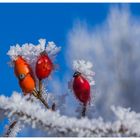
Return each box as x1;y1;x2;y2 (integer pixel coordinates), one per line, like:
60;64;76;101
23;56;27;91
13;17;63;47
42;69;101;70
36;80;56;111
32;89;50;109
4;121;17;137
39;80;43;95
81;104;86;117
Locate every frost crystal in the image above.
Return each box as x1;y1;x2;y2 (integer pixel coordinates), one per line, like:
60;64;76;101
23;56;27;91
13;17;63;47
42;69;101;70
7;39;61;65
73;60;95;86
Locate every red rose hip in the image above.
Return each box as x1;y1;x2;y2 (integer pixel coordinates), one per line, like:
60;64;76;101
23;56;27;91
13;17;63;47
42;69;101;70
36;52;53;80
73;71;90;105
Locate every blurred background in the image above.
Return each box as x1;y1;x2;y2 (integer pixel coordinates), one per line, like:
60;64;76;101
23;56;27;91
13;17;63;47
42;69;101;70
0;3;140;136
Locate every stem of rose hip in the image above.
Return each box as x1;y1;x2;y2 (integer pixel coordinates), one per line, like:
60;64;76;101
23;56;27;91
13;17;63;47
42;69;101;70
33;81;56;111
38;80;56;111
38;95;50;109
38;80;50;109
32;89;50;109
81;104;87;117
39;79;42;95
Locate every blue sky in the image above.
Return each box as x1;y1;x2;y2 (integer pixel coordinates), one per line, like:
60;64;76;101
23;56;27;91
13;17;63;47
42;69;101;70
0;3;140;137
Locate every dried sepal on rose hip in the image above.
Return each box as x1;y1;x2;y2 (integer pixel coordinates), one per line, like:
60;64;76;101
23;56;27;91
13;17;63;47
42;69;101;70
14;55;36;95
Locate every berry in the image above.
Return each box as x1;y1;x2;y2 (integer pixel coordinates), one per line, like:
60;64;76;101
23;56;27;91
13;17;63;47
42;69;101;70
73;71;90;105
36;52;53;80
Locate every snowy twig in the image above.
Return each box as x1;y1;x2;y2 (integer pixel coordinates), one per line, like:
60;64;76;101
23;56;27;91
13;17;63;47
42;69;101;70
4;120;22;137
4;121;17;137
1;92;140;137
32;90;50;109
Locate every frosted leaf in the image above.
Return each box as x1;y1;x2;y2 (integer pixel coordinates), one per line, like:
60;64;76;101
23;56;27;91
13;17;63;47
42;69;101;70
73;60;95;86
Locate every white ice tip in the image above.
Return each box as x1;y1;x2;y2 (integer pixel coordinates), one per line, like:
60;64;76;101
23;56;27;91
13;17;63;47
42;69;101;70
73;60;95;86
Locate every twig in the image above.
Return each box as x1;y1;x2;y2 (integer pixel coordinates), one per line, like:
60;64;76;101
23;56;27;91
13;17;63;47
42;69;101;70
81;104;86;117
38;94;50;109
4;121;17;137
33;80;56;111
32;89;50;109
39;80;43;95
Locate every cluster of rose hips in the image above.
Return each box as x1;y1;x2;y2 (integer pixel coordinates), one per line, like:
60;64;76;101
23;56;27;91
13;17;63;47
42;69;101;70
13;51;91;116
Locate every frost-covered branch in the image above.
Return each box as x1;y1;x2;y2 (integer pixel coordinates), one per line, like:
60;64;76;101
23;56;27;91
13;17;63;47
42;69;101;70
0;92;140;137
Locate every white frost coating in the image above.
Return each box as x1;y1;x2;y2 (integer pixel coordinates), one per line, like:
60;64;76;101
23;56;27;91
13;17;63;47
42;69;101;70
73;60;95;86
46;41;61;57
111;106;140;136
1;92;140;137
7;39;61;64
